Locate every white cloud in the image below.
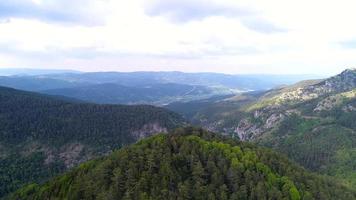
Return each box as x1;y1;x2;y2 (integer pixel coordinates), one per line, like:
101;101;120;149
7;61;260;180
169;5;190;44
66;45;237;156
0;0;108;25
0;0;355;75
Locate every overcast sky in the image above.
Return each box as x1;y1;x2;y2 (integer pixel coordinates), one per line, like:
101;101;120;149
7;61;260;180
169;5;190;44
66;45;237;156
0;0;355;75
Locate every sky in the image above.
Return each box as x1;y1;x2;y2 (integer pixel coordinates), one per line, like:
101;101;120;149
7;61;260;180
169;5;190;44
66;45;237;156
0;0;355;75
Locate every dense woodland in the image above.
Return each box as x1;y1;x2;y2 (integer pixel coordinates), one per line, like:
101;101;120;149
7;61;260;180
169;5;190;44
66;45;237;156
167;70;356;187
259;97;356;186
0;86;185;197
10;127;356;200
0;86;184;146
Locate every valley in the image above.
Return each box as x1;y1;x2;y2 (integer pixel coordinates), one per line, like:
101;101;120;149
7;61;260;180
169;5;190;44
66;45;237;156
168;69;356;187
0;70;319;106
0;68;355;199
1;1;355;198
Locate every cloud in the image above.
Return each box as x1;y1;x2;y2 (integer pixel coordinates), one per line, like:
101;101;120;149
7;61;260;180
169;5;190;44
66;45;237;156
144;0;286;34
0;42;110;60
188;39;262;57
339;40;356;49
145;0;252;23
0;0;107;25
241;17;287;34
0;40;260;62
146;45;260;60
0;18;10;24
0;0;355;75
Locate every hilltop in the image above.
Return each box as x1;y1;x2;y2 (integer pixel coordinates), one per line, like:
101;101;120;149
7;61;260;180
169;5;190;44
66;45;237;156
9;127;356;200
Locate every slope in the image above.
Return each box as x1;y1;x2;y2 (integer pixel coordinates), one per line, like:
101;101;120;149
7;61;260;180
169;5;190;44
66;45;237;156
9;127;356;200
168;69;356;186
0;86;185;197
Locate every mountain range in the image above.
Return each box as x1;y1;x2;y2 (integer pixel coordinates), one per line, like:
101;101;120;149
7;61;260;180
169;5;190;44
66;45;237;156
167;68;356;186
0;68;354;199
0;70;321;105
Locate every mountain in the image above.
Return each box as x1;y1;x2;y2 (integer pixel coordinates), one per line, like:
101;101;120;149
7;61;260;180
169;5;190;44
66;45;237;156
30;71;322;90
41;83;233;105
0;68;81;76
9;127;356;200
0;71;321;92
0;86;185;197
167;69;356;186
0;71;322;106
0;76;85;91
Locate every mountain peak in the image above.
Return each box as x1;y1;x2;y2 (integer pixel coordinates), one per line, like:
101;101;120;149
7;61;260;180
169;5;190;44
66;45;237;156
340;68;356;76
343;67;356;71
289;68;355;94
323;68;356;91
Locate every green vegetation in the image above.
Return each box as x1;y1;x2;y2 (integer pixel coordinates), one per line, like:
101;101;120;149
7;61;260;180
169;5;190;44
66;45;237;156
260;108;356;187
0;86;184;147
166;92;260;134
9;127;356;200
0;86;185;197
0;153;65;196
170;69;356;187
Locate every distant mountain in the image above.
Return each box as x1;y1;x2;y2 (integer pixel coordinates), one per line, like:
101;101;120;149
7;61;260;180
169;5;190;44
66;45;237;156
9;127;356;200
0;71;322;91
165;94;236;119
0;68;81;76
0;71;322;106
0;86;185;197
35;71;322;90
0;76;85;91
168;69;356;186
41;83;232;105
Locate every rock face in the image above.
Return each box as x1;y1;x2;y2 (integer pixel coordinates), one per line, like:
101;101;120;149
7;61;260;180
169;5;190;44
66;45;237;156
41;122;172;169
234;112;286;141
342;104;356;112
59;143;86;168
237;69;356;140
131;122;168;140
235;119;258;140
266;69;356;106
265;113;284;129
319;68;356;92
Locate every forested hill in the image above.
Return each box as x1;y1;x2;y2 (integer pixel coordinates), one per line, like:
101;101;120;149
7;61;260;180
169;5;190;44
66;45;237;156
0;86;185;197
10;127;356;200
167;69;356;186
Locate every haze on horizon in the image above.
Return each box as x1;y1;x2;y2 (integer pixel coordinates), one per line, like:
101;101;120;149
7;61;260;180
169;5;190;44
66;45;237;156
0;0;355;75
